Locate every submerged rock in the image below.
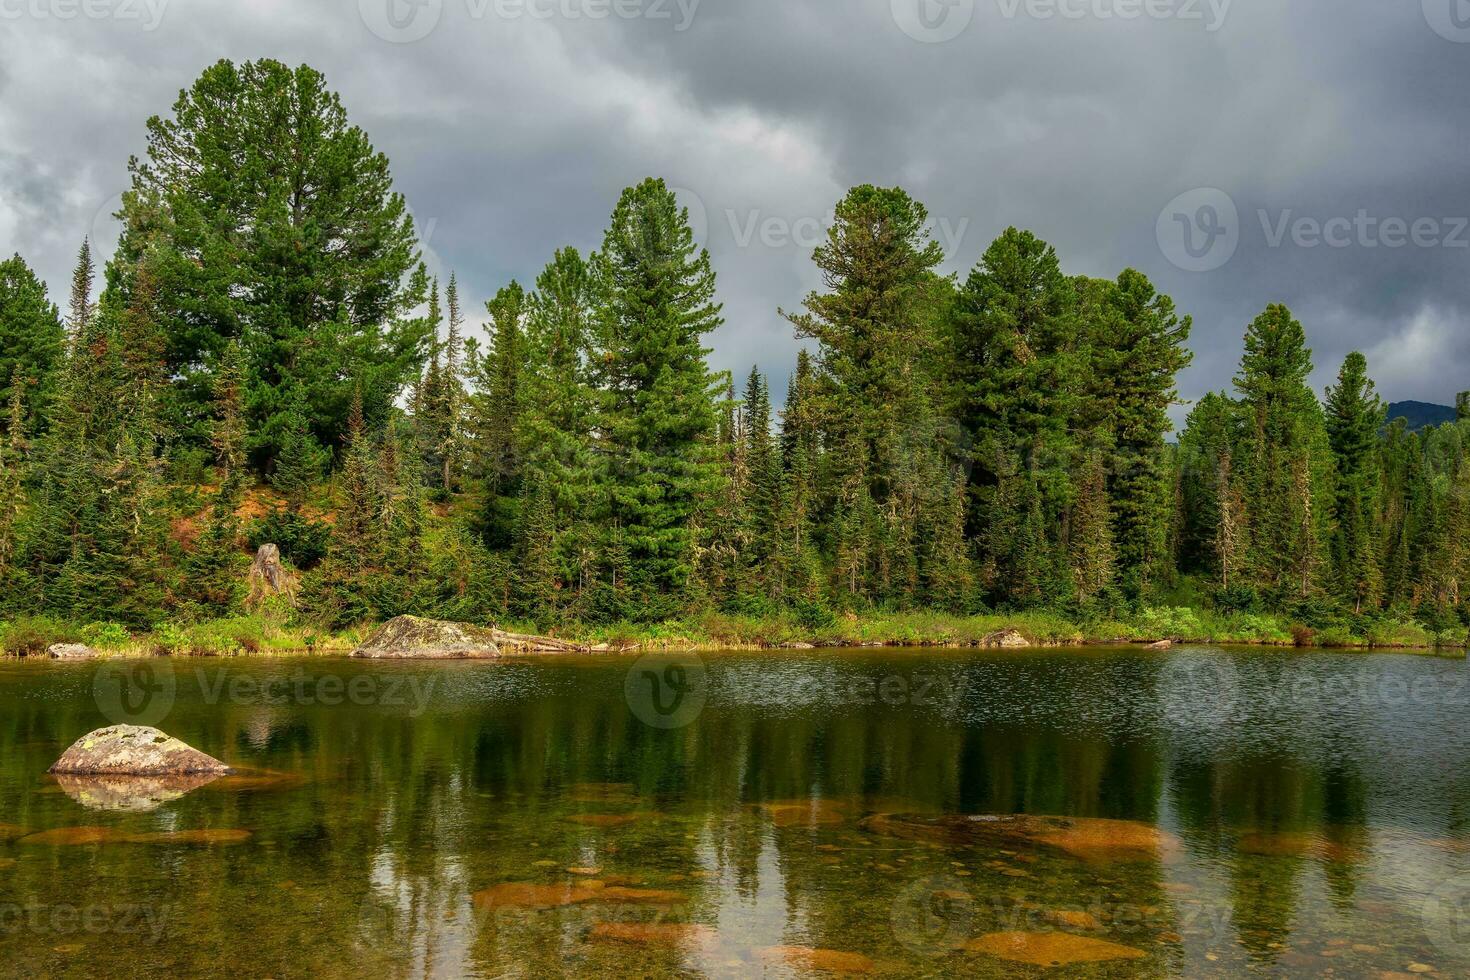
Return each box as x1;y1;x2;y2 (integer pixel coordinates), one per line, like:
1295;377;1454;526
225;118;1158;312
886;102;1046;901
860;813;1178;862
472;882;601;909
49;726;230;777
761;799;849;828
54;772;224;812
588;922;716;948
48;643;100;660
19;826;250;846
759;946;876;974
351;616;502;660
964;931;1146;966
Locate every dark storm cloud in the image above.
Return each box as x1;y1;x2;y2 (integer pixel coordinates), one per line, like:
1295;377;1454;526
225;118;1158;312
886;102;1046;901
1;0;1466;415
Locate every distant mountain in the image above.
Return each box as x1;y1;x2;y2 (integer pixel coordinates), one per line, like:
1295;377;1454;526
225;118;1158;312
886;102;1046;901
1386;401;1457;431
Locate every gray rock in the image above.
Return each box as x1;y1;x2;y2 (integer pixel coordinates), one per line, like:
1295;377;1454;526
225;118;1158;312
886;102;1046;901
351;615;501;660
49;725;231;776
48;643;99;660
982;628;1031;649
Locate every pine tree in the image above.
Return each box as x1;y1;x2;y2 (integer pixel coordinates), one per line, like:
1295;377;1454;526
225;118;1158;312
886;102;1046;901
115;58;427;463
953;228;1080;606
518;248;601;606
0;253;65;429
593;178;725;605
783;185;952;606
1324;352;1386;613
1088;269;1193;597
1233;304;1335;600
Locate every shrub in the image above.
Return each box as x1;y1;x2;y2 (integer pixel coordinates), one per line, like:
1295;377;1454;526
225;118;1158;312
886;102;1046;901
80;621;134;650
247;509;331;570
0;616;76;657
792;597;837;632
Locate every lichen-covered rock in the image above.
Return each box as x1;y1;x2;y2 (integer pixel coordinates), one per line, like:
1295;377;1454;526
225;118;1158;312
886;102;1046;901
49;726;231;776
48;643;100;660
350;616;501;660
982;629;1031;649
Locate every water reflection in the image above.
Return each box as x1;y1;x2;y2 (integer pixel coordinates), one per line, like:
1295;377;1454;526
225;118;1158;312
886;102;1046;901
0;648;1464;976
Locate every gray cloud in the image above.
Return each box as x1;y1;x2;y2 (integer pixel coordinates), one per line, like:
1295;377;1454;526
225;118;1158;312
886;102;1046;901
1;0;1466;419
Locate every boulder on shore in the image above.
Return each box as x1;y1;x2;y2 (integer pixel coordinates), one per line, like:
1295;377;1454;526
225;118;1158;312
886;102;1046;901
351;616;502;660
49;726;231;776
982;629;1031;649
48;643;100;660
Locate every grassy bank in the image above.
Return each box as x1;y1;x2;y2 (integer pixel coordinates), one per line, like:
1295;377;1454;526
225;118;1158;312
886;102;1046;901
2;607;1465;659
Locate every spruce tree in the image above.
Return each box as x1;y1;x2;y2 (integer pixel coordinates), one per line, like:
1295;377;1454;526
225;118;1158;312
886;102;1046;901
191;340;248;612
478;280;528;550
0;381;26;577
593;178;725;605
1324;352;1386;612
742;366;780;576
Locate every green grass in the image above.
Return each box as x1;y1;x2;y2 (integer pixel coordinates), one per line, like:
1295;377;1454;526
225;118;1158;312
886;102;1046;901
2;606;1464;658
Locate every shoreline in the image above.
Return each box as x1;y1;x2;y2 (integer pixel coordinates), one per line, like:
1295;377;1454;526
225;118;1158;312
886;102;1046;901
3;631;1464;661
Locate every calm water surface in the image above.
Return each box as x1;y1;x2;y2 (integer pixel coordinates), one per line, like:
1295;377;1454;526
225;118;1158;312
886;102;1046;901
0;647;1467;977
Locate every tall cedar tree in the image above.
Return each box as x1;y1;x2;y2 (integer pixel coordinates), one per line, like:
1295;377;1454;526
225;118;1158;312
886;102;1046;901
595;178;725;607
113;58;427;466
783;185;956;607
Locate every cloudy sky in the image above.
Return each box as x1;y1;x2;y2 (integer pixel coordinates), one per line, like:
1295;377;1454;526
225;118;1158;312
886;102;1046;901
2;0;1467;421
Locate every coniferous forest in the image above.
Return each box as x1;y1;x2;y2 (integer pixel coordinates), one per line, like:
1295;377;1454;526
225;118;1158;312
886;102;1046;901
2;59;1468;650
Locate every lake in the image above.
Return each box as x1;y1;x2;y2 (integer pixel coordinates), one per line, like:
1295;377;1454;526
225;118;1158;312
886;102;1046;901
0;647;1467;977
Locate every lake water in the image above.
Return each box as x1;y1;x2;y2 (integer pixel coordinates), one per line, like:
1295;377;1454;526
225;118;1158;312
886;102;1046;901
0;647;1467;977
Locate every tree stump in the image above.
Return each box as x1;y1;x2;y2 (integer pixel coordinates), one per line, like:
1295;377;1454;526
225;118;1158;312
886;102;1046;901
246;543;296;607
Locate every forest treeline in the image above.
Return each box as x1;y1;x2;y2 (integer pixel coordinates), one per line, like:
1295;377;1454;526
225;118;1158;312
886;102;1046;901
1;58;1467;636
